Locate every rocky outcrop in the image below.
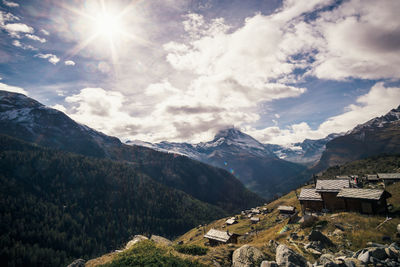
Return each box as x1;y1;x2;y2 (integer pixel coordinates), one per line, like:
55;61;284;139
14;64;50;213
67;259;85;267
351;243;400;265
232;245;265;267
308;230;334;247
150;235;172;246
275;244;308;267
125;235;148;250
260;261;278;267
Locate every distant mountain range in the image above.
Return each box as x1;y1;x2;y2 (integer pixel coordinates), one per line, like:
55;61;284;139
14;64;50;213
0;90;263;213
313;105;400;172
128;128;312;199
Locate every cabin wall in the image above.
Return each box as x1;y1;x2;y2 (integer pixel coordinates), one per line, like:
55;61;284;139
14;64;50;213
320;192;346;211
300;200;323;211
343;198;387;214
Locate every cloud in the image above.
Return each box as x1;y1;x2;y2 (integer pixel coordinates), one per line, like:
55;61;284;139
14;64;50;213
35;53;60;65
12;40;36;50
2;23;33;38
51;104;67;113
0;82;28;95
247;82;400;145
40;29;50;36
2;0;19;8
25;33;46;43
64;60;76;66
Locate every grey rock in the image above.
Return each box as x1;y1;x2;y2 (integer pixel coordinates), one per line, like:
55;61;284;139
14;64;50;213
268;240;280;253
276;244;307;267
232;245;265;267
67;259;85;267
357;251;369;263
319;254;336;265
343;258;357;267
308;230;334;247
150;235;172;246
366;242;385;248
368;247;388;260
125;235;148;250
260;261;278;267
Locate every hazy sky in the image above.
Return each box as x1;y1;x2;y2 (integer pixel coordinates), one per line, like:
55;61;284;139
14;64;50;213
1;0;400;145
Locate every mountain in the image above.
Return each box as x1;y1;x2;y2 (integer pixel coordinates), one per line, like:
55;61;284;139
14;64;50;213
0;90;264;213
265;133;342;165
128;128;308;199
313;105;400;172
0;134;226;266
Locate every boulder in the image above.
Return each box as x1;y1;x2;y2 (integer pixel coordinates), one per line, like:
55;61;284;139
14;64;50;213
299;215;318;228
367;247;387;260
304;241;324;251
125;235;148;250
150;235;172;246
319;254;336;266
260;261;278;267
275;244;307;267
357;250;369;263
308;230;333;247
232;245;265;267
268;240;279;253
67;259;85;267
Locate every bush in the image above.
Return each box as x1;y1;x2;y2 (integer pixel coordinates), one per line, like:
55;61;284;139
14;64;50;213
174;244;209;256
102;240;206;267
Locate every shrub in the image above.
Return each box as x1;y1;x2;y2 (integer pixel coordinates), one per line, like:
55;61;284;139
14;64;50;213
174;244;209;256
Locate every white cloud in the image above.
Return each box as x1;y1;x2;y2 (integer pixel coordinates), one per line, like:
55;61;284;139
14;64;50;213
0;82;28;95
40;29;50;36
2;0;19;8
64;60;76;66
25;33;46;43
35;53;60;65
12;40;36;50
247;82;400;145
51;104;67;113
2;23;33;38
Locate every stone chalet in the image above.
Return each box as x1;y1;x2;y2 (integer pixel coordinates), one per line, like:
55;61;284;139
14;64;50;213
204;229;240;246
316;179;350;211
337;188;391;214
378;173;400;185
299;179;391;214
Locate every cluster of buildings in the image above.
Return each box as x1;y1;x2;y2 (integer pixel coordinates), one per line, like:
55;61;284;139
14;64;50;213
298;172;398;214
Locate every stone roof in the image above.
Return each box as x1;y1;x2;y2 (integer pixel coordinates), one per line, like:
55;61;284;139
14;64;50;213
298;188;323;201
316;179;350;192
336;188;385;200
225;218;237;225
367;174;379;181
277;205;295;212
378;173;400;180
204;229;237;243
250;217;260;222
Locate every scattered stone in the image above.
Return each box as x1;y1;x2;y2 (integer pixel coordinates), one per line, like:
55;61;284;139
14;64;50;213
306;247;322;256
232;244;265;267
357;250;369;263
368;247;388;260
268;240;279;253
260;260;278;267
319;254;336;265
366;242;385;247
67;259;85;267
304;241;324;251
150;235;172;246
332;229;343;236
299;215;318;228
125;235;148;250
275;244;307;267
334;224;345;231
308;230;334;247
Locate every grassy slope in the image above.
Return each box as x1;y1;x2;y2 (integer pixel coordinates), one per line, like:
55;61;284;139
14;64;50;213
88;156;400;266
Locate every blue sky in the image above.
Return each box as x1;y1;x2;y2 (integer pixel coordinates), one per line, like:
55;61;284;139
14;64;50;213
0;0;400;145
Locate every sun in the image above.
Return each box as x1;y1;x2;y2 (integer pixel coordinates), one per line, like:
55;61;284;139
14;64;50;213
92;10;124;40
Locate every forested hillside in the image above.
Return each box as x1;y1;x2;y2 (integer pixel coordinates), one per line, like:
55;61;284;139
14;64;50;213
0;135;230;267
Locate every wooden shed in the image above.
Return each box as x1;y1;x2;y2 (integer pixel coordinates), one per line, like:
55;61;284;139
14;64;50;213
225;217;238;225
378;173;400;185
277;205;296;215
316;179;350;211
298;188;323;212
336;188;391;214
366;174;379;183
204;229;239;246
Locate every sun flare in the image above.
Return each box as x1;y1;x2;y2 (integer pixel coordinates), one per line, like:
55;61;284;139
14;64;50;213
93;11;124;40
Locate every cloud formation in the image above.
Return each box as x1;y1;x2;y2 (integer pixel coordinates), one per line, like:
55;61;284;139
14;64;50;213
64;60;75;66
25;33;46;43
0;82;28;95
35;53;60;65
2;0;19;8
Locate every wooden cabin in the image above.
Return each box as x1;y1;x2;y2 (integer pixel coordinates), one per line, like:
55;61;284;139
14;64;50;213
378;173;400;185
298;188;323;212
277;205;296;215
336;188;391;214
316;179;350;211
367;174;379;183
250;217;260;224
225;217;238;225
204;229;239;246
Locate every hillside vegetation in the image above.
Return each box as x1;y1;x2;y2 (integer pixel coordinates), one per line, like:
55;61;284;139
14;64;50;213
0;135;249;267
90;154;400;266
